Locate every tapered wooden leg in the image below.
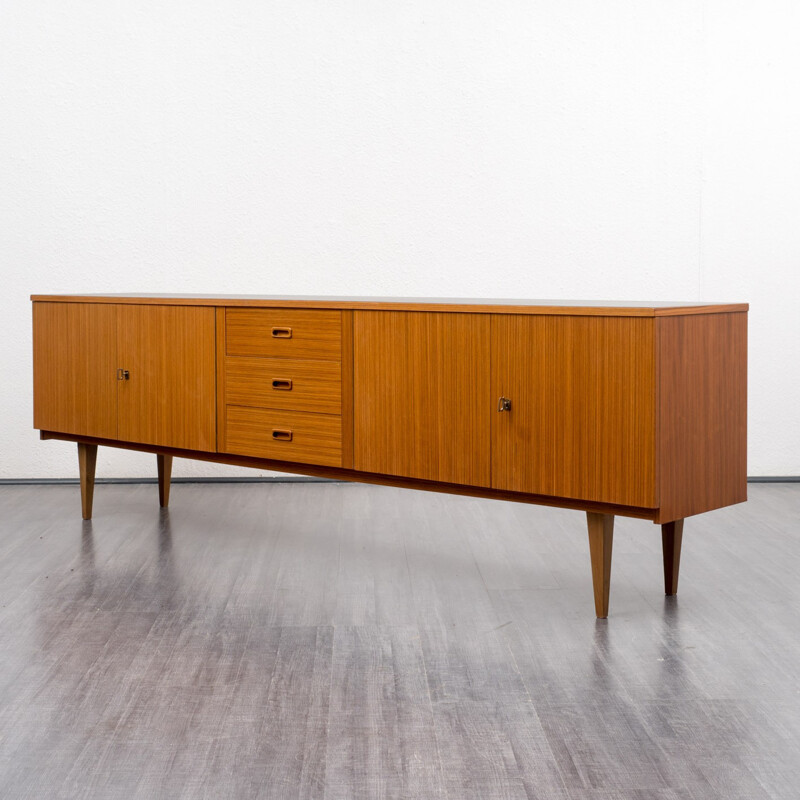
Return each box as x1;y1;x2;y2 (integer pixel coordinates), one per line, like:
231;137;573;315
662;519;684;596
157;454;173;508
587;512;614;618
77;443;98;520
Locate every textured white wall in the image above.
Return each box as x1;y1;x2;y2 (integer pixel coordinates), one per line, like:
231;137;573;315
700;0;800;477
0;1;795;478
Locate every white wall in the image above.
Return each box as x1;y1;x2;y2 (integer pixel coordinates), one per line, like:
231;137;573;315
0;1;796;479
701;0;800;477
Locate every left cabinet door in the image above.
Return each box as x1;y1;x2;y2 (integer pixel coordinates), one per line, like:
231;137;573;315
117;305;216;451
33;302;119;439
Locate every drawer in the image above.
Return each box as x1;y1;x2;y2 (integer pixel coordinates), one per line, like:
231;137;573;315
224;406;342;467
225;357;341;414
226;309;341;360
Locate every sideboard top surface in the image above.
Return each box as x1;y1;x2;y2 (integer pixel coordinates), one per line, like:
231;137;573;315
30;294;748;317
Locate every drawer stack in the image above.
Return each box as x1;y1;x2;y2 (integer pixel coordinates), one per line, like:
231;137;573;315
220;308;344;467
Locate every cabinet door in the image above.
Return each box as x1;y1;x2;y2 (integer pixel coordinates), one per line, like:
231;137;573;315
117;305;216;451
491;315;656;508
354;311;490;485
33;302;118;439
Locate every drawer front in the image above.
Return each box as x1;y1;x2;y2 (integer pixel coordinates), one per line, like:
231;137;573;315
226;309;341;360
225;357;341;415
225;406;342;467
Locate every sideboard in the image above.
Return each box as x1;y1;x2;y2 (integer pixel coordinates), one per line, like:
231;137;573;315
31;295;748;617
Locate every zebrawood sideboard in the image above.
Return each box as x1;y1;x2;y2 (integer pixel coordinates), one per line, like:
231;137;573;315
31;295;748;617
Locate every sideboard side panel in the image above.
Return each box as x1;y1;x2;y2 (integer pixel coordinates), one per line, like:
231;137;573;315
353;311;491;486
32;301;118;440
656;312;748;522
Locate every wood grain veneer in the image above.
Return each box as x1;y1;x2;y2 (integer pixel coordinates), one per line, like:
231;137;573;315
353;311;491;486
340;311;354;469
226;308;342;360
117;305;216;452
224;406;342;467
225;357;342;415
217;307;348;468
31;294;749;317
215;307;227;453
656;312;747;523
491;315;656;508
33;302;118;440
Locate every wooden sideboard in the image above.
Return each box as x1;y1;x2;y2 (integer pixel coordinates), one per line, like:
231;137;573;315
31;295;748;617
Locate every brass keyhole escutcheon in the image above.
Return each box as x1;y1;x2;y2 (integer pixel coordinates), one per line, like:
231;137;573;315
497;396;511;412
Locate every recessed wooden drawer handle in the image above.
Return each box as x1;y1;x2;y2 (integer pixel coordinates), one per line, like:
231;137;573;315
271;327;292;339
271;378;293;391
272;429;293;442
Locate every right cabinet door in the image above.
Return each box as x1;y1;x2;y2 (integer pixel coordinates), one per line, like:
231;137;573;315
491;314;656;508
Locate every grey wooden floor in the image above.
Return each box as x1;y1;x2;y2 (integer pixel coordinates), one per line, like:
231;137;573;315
0;481;798;799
